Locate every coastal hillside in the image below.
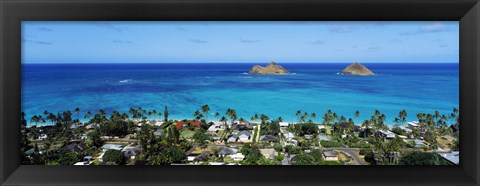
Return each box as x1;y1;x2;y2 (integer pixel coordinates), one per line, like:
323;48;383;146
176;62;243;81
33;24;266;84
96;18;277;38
248;62;291;74
340;62;374;76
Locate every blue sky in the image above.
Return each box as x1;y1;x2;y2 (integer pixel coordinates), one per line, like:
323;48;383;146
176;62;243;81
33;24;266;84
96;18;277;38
22;21;459;64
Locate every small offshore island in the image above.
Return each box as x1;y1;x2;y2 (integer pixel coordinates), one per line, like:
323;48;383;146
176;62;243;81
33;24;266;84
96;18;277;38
248;61;292;75
340;62;374;76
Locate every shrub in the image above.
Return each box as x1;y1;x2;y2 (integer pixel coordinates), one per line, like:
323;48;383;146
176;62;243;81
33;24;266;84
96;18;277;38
399;152;450;165
58;150;81;165
391;127;406;135
359;149;367;156
103;149;125;165
364;150;376;165
274;143;283;152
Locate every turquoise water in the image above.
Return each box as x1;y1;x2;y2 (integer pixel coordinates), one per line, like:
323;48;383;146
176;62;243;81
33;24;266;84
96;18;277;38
21;63;459;125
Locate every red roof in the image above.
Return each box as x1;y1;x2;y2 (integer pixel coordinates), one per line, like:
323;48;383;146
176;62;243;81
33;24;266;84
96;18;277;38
176;120;201;129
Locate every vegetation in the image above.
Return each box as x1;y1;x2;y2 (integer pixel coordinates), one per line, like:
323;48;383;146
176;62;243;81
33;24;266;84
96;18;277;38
20;106;459;166
103;149;125;165
398;152;450;165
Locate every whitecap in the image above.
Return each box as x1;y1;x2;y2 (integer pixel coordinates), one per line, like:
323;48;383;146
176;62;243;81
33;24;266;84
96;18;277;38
119;79;132;83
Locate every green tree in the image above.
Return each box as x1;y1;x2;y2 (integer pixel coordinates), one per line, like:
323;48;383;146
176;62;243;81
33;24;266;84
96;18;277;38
103;149;125;165
58;150;81;165
201;105;210;121
398;152;450;165
164;106;169;122
192;129;212;147
274;143;283;152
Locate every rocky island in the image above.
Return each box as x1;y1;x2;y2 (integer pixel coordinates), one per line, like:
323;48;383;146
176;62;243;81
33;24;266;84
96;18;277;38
340;62;374;76
248;61;292;75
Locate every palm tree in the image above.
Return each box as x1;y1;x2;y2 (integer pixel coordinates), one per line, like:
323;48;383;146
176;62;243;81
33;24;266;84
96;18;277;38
129;107;137;119
220;116;228;141
278;117;283;122
260;114;269;125
193;110;203;120
47;113;56;125
201;105;210;121
354;111;360;119
393;117;400;126
84;111;92;120
398;109;407;126
214;112;220;121
361;120;370;137
226;108;237;125
295;110;302;121
31;115;41;126
300;112;308;123
251;113;259;122
99;109;106;116
74;107;80;119
311;112;316;123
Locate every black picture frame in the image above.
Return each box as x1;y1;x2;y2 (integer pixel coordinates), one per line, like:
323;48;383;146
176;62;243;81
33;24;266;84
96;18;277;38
1;0;479;185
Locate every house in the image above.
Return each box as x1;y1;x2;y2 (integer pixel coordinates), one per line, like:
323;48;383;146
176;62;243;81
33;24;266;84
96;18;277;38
212;136;221;142
260;135;278;143
317;135;330;142
286;132;295;141
279;122;289;127
234;121;254;130
187;156;196;162
100;144;124;151
260;148;276;159
74;161;93;165
413;139;428;148
376;130;396;141
122;147;143;159
175;120;201;129
227;153;245;161
193;151;210;162
217;146;238;157
227;134;238;143
408;121;419;130
438;151;459;165
64;141;85;154
317;125;326;130
238;131;251;142
304;134;313;140
288;139;298;146
154;129;164;136
207;124;222;134
323;151;339;161
154;121;164;127
25;148;36;157
74;156;93;165
37;134;48;141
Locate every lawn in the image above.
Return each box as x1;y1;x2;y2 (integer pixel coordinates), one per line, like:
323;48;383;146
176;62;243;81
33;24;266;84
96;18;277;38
436;136;453;150
223;157;236;163
180;129;196;139
191;146;213;154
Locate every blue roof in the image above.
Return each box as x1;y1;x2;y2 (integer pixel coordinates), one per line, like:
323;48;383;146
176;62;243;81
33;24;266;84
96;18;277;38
439;151;459;165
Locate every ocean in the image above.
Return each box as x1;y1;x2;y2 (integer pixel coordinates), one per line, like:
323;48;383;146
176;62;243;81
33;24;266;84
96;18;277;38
21;63;459;125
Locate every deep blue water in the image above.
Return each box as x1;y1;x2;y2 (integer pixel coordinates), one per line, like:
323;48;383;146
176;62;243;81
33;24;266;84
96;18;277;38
22;63;459;125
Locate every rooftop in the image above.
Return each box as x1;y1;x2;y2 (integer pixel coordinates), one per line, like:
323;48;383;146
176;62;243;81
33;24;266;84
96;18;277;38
323;151;337;157
439;151;459;165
